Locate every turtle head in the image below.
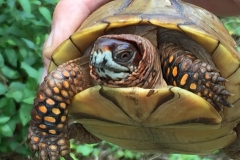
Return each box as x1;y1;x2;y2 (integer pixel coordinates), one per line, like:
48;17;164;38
90;36;142;80
90;34;164;88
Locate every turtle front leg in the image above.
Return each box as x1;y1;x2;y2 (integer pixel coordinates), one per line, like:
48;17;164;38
158;43;232;111
27;57;92;160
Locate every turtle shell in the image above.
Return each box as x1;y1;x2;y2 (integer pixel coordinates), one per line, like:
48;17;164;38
49;0;240;154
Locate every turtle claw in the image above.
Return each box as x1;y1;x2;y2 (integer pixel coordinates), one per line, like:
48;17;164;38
28;126;71;160
220;90;232;96
219;99;234;108
217;76;228;82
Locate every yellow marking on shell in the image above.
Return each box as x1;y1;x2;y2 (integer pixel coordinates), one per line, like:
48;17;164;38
63;81;70;89
61;116;66;122
49;130;57;135
39;124;46;129
61;90;69;98
57;124;63;129
44;116;56;123
178;25;219;54
62;70;70;78
169;55;174;63
46;98;55;106
197;92;202;96
180;74;188;86
60;103;66;109
172;66;178;77
52;108;61;115
32;136;39;143
38;105;47;114
53;87;60;94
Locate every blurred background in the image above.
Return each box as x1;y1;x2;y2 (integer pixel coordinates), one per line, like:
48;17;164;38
0;0;239;160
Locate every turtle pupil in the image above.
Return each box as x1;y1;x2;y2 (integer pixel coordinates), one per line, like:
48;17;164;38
115;51;133;63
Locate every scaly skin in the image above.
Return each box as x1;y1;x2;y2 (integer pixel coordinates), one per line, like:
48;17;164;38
159;43;232;111
27;57;92;160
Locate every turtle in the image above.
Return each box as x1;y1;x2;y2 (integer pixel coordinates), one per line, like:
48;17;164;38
27;0;240;159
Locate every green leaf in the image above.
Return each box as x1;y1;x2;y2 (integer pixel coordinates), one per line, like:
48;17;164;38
23;96;35;104
1;66;20;79
0;54;4;68
19;103;32;126
21;38;35;49
21;61;39;81
76;145;93;156
39;7;52;24
1;98;16;116
18;0;31;13
4;48;18;67
6;90;23;102
10;82;25;90
0;97;8;108
0;83;8;95
0;119;16;137
0;116;10;124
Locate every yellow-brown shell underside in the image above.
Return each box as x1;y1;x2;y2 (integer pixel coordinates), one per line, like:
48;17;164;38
49;0;240;154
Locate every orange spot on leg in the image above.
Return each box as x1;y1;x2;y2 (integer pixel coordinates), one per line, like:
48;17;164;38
180;74;188;86
172;66;178;77
44;116;56;123
46;98;55;106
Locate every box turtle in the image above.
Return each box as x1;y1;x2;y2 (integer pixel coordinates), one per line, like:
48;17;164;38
27;0;240;159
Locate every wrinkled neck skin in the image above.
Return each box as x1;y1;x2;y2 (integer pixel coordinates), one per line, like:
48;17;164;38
89;34;167;89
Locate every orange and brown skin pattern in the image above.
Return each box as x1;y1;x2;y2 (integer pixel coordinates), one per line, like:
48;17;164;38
159;43;231;111
27;57;93;160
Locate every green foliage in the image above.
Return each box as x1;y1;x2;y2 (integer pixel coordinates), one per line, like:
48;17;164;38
0;0;239;159
0;0;56;158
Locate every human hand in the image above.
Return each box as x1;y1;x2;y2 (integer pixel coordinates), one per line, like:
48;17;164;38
41;0;111;82
41;0;240;81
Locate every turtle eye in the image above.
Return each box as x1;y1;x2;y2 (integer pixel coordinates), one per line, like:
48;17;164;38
114;50;135;63
113;43;138;65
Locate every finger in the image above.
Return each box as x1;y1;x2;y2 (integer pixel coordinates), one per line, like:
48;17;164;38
43;0;111;60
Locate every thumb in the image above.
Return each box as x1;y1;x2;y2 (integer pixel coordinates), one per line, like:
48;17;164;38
43;0;111;60
41;0;110;82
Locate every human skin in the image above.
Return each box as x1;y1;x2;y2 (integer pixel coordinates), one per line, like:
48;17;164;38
41;0;240;81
